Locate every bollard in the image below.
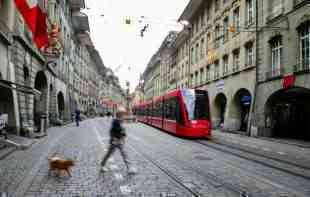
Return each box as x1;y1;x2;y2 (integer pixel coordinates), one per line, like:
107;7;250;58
40;114;48;134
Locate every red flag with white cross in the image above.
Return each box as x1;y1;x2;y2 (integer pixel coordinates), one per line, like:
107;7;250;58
14;0;48;49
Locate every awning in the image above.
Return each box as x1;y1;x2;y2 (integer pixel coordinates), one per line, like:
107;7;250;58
0;79;41;95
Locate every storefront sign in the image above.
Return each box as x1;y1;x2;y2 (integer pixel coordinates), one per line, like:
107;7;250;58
282;74;296;89
216;80;224;91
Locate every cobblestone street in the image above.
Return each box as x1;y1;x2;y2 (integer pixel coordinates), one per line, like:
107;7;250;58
1;118;310;197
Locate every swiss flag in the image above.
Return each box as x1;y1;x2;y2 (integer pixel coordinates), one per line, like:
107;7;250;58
14;0;48;49
282;74;296;89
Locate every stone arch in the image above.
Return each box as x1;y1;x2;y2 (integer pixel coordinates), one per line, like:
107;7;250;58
296;14;310;30
23;66;30;86
265;87;310;140
213;93;227;128
33;71;48;131
0;84;15;132
228;88;252;131
57;91;65;120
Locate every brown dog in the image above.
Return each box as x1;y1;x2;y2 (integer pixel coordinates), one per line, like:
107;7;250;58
48;155;75;177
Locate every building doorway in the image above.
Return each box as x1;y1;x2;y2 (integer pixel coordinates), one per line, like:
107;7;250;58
265;87;310;141
0;85;15;132
214;93;227;128
57;92;65;120
232;89;252;132
34;71;48;131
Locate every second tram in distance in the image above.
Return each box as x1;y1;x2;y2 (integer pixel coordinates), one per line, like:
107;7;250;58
133;89;211;138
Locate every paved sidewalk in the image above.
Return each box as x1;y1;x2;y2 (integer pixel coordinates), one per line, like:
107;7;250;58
211;130;310;170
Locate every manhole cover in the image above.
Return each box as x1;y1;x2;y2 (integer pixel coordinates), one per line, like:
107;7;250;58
194;155;213;160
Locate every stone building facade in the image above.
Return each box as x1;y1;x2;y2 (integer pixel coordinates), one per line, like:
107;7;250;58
141;0;257;133
140;0;310;141
0;0;125;137
252;0;310;140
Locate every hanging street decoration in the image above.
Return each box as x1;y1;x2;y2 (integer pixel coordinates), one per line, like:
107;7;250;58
42;22;63;58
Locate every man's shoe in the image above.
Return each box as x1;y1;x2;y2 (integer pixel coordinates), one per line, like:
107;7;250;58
127;167;137;175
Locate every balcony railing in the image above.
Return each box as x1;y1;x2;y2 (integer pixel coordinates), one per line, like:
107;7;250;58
293;63;310;73
232;64;240;73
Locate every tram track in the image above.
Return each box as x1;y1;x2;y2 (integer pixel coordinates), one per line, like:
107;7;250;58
128;136;247;197
128;143;203;197
196;139;310;181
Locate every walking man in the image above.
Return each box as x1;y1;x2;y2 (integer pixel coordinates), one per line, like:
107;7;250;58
75;109;81;127
100;108;135;174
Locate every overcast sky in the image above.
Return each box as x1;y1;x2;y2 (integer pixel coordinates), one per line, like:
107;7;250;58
85;0;189;92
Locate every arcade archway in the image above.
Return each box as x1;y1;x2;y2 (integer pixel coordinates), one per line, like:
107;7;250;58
34;71;48;131
265;87;310;140
57;92;65;120
214;93;227;128
230;89;252;131
0;83;15;131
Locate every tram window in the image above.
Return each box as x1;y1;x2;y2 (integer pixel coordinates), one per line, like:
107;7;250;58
176;99;184;124
164;98;178;120
194;90;210;120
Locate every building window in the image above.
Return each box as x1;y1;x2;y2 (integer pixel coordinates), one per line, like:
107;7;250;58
223;17;229;42
246;0;254;25
233;7;240;32
233;49;240;72
299;22;310;69
206;65;211;81
214;61;220;79
191;47;194;64
195;43;199;63
270;37;282;76
201;11;205;27
246;43;254;66
206;5;211;22
190;74;194;87
223;55;229;75
207;33;211;45
215;25;220;48
200;68;204;84
215;0;220;12
195;71;199;86
200;39;205;58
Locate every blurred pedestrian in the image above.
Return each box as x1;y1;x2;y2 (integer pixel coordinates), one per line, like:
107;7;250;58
100;108;135;174
75;109;81;127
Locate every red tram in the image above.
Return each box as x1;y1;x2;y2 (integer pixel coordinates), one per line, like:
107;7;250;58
133;89;211;138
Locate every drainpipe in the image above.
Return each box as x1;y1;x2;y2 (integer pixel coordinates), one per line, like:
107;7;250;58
248;0;259;136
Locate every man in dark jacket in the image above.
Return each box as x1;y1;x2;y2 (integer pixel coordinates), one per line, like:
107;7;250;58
100;109;133;173
75;109;81;127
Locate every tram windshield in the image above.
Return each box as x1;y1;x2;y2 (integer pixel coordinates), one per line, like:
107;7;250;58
181;89;210;120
